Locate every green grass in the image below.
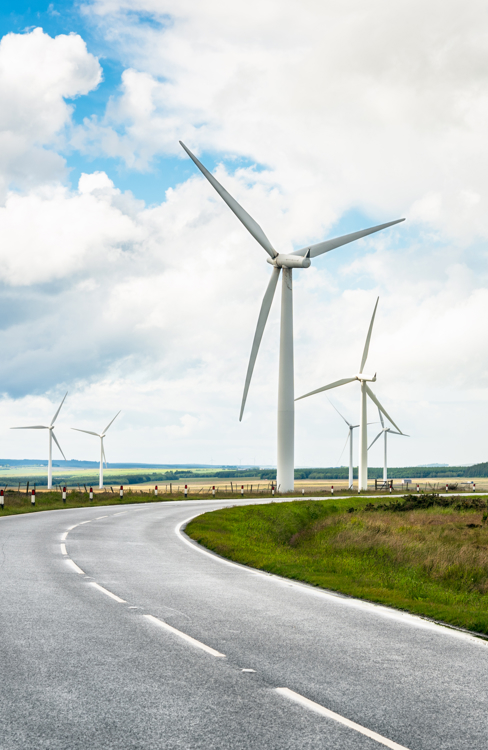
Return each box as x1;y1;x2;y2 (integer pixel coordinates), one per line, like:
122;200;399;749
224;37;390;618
0;488;175;515
186;495;488;635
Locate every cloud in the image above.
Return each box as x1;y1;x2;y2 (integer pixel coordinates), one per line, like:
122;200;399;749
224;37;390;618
0;27;101;197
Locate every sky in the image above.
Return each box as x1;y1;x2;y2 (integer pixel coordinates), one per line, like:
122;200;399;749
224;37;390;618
0;0;488;468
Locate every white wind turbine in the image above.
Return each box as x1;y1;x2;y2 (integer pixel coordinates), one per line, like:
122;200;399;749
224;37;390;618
11;393;68;490
180;141;404;492
368;407;408;482
296;298;403;491
71;411;121;489
328;399;359;490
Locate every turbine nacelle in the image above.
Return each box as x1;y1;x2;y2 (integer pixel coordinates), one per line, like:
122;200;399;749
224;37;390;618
356;373;376;382
267;253;311;269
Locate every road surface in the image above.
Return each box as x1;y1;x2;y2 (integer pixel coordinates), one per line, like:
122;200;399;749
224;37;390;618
1;498;487;749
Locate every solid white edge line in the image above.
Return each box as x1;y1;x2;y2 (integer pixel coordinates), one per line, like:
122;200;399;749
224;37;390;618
60;543;67;555
89;582;126;603
174;512;488;647
276;688;410;750
144;614;225;657
66;559;85;575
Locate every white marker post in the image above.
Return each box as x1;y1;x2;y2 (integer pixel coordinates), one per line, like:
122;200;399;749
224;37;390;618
446;484;448;492
473;482;476;492
416;484;419;493
184;485;188;499
331;485;334;495
62;486;67;503
0;489;4;509
89;487;93;502
241;485;244;496
212;486;215;497
155;485;158;497
120;485;124;501
302;488;304;495
272;484;275;496
31;489;35;506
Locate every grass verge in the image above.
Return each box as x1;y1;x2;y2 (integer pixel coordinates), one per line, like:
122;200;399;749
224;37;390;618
0;489;176;515
185;494;488;635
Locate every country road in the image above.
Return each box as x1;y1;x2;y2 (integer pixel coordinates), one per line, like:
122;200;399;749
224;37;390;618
1;498;487;749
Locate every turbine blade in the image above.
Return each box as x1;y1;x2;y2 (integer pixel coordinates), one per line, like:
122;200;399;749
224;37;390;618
51;430;67;461
11;425;48;429
337;431;350;465
378;406;384;428
292;219;405;259
295;377;357;402
368;431;383;450
71;428;100;437
359;297;379;374
327;397;352;427
389;430;409;437
364;385;402;433
51;392;68;427
239;267;281;420
180;141;277;259
102;411;121;435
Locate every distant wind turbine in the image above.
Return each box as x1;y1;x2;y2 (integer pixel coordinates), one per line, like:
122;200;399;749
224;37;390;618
72;412;120;489
180;140;405;492
368;407;408;482
328;399;359;490
11;393;68;490
296;298;403;491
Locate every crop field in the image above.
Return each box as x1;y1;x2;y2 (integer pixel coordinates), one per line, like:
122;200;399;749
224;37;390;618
186;493;488;635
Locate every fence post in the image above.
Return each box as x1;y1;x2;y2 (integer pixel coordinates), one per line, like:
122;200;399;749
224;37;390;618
31;489;35;506
62;486;67;503
119;485;124;500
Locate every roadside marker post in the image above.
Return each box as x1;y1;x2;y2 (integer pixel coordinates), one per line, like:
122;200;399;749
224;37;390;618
241;485;244;496
473;482;476;492
155;485;158;497
331;485;334;495
446;484;448;492
89;487;93;502
271;485;275;497
119;485;124;500
416;484;419;493
31;489;35;506
62;486;67;503
184;485;188;499
0;489;4;509
212;486;215;497
302;489;304;495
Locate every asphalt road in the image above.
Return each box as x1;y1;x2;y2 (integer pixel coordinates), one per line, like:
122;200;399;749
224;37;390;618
1;498;487;750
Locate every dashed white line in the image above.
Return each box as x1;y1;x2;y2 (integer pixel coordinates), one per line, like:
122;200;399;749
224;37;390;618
95;516;108;520
66;559;85;575
89;582;126;603
144;614;225;657
60;531;68;541
113;511;127;516
60;543;67;556
276;688;410;750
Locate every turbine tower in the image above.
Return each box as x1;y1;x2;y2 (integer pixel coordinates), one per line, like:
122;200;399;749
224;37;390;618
328;399;359;490
72;411;120;488
297;298;403;491
180;141;404;492
368;407;408;482
11;393;68;490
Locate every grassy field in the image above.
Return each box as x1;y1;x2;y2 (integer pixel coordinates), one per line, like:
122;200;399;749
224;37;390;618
186;494;488;635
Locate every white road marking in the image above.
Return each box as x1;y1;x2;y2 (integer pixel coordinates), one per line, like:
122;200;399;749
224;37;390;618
241;668;256;672
89;582;126;603
66;559;85;575
144;614;225;657
78;520;91;525
60;531;68;541
113;511;127;516
276;688;410;750
60;543;67;556
95;516;108;519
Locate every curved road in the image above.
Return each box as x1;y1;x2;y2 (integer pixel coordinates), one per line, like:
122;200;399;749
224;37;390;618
1;498;487;749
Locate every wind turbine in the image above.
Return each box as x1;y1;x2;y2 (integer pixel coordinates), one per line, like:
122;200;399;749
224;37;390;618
71;411;120;489
328;399;359;490
180;141;404;491
11;393;68;490
368;407;408;482
296;298;403;491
